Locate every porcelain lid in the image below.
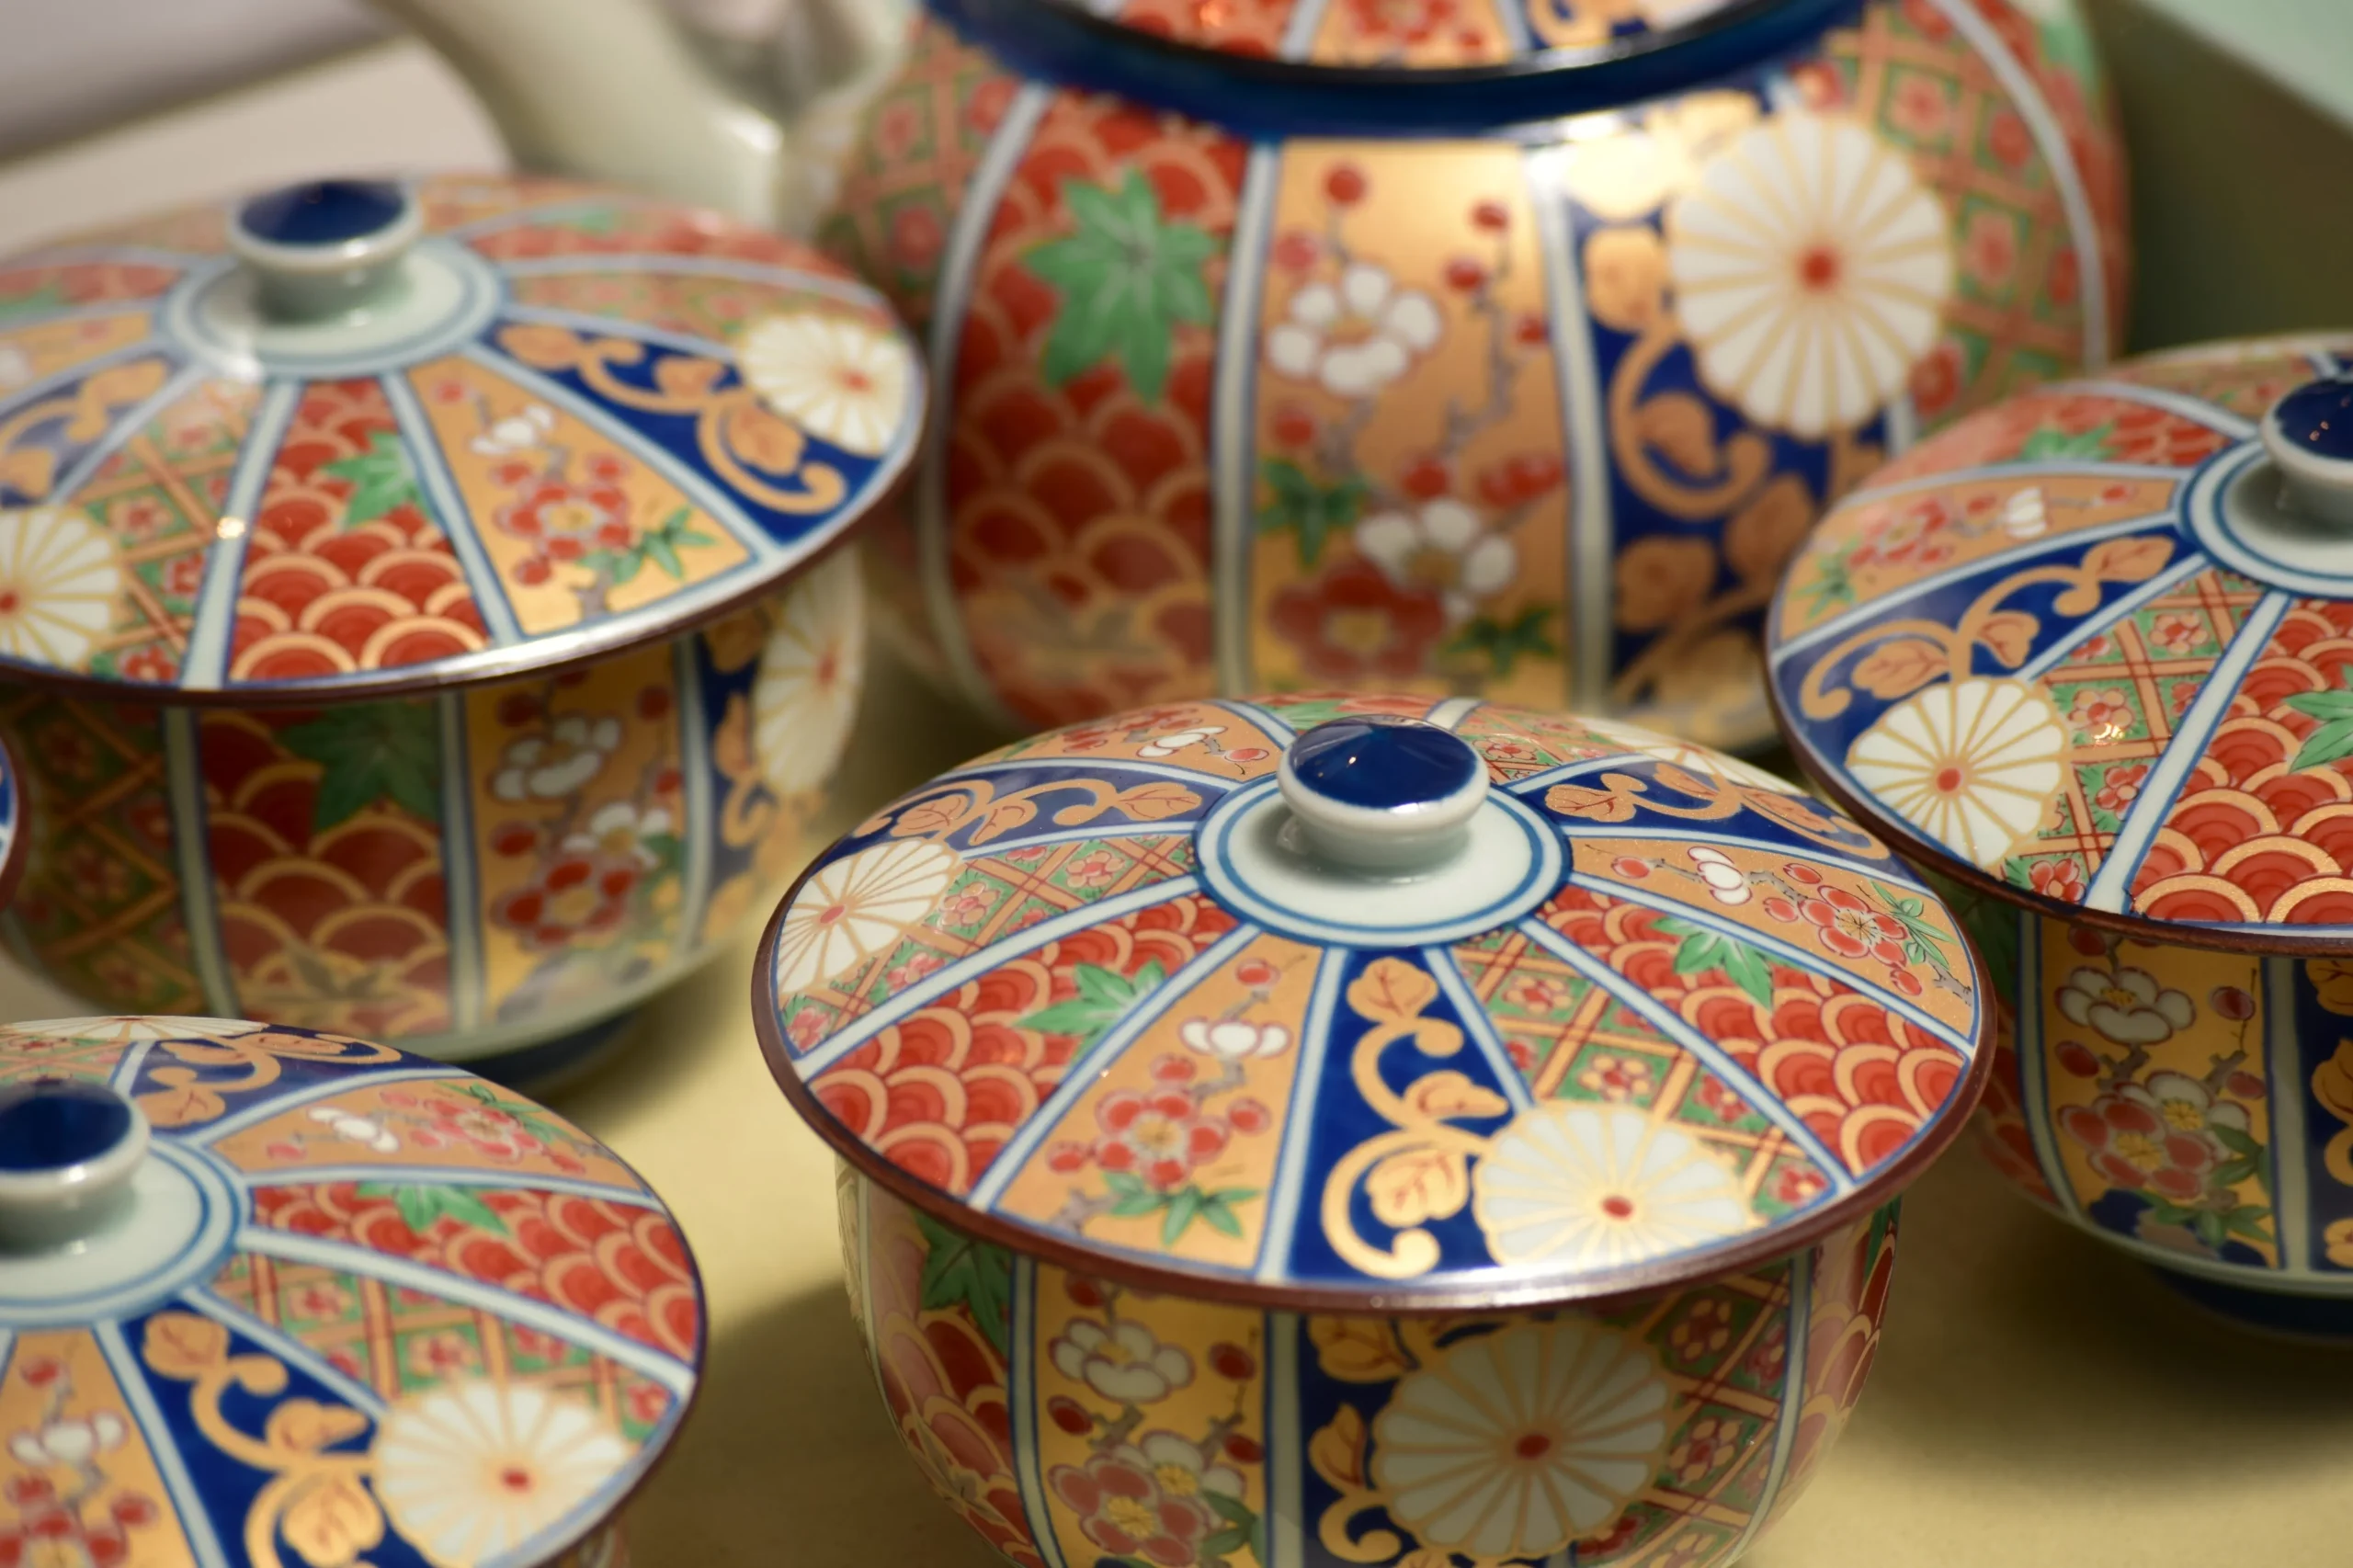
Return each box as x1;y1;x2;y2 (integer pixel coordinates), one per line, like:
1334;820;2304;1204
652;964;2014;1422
1053;0;1750;64
0;1016;701;1568
1767;334;2353;952
756;694;1990;1311
0;173;921;702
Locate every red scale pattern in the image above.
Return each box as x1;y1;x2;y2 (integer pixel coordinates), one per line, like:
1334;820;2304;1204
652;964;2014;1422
1540;889;1968;1173
233;379;486;681
2133;598;2353;925
810;895;1240;1195
248;1181;699;1360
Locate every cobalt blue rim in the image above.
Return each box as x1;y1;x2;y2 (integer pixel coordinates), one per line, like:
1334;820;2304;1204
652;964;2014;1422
0;1080;136;1173
929;0;1864;139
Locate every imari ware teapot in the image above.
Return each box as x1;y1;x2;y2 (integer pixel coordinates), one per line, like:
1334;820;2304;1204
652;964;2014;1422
0;174;922;1081
1768;335;2353;1336
756;694;1992;1565
0;1016;702;1568
372;0;2127;752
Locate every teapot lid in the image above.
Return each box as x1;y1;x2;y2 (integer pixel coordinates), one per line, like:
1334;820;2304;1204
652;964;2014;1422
0;173;921;703
0;1016;702;1568
756;694;1990;1312
1768;335;2353;952
938;0;1850;136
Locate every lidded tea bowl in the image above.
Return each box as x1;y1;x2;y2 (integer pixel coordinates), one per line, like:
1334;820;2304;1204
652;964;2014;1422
756;694;1992;1566
0;1014;701;1567
0;174;923;1079
1767;333;2353;1335
822;0;2128;749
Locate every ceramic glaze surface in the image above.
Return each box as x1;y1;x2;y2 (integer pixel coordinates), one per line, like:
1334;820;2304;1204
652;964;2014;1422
839;1169;1895;1568
0;558;859;1064
1768;334;2353;941
240;181;411;247
0;1017;699;1568
0;172;919;696
760;694;1988;1306
821;0;2125;748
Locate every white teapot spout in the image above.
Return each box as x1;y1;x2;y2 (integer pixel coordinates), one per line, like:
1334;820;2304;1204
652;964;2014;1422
369;0;912;233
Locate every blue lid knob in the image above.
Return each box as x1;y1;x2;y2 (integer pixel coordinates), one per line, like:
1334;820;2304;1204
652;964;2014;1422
227;177;422;322
2263;375;2353;529
1277;717;1489;873
0;1078;149;1251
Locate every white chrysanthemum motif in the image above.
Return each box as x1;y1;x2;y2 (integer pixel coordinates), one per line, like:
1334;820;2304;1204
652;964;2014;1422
371;1380;631;1566
1573;714;1796;794
0;1016;263;1045
1472;1102;1756;1269
0;507;125;670
774;838;960;994
1666;111;1954;437
1370;1318;1673;1559
740;311;913;457
1847;676;2066;869
1267;262;1443;399
755;550;865;799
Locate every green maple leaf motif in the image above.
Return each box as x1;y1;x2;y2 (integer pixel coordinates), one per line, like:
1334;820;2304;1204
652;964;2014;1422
1021;960;1165;1050
1256;458;1369;565
358;1183;509;1236
2017;423;2117;463
1445;607;1558;677
452;1080;576;1145
913;1211;1012;1357
2286;688;2353;771
322;430;426;526
1098;1170;1258;1245
1795;546;1859;617
1024;170;1215;403
1657;915;1776;1006
0;281;69;322
279;700;442;832
585;506;716;588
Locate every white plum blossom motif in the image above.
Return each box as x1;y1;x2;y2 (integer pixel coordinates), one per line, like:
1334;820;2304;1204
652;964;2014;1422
1178;1018;1291;1061
1133;1429;1245;1502
0;344;30;392
2057;965;2196;1047
1049;1318;1195;1406
1666;111;1954;437
2003;486;2049;540
563;801;675;869
371;1380;631;1566
1846;676;2067;870
740;310;915;457
773;838;960;994
755;550;865;799
0;506;126;671
470;403;555;457
491;715;621;802
8;1410;128;1469
1687;846;1750;906
1355;499;1515;624
1370;1318;1672;1559
1137;725;1223;759
306;1104;399;1153
1267;262;1443;399
1472;1102;1756;1269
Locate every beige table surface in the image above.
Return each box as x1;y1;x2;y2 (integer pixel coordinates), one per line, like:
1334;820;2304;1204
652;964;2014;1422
7;36;2353;1568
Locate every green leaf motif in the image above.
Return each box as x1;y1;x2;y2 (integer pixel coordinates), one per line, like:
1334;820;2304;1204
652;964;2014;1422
358;1183;509;1236
1024;170;1217;403
1021;960;1166;1051
913;1211;1013;1358
1658;916;1776;1006
0;281;69;322
322;430;426;526
1445;607;1558;678
1256;458;1370;566
279;700;443;832
2287;688;2353;770
2018;423;2116;463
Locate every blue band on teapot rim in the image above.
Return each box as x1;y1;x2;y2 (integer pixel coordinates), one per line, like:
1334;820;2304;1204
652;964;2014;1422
928;0;1861;140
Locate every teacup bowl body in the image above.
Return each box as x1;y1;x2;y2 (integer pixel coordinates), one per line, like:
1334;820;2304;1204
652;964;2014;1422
841;1172;1898;1568
1956;896;2353;1337
0;557;859;1079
